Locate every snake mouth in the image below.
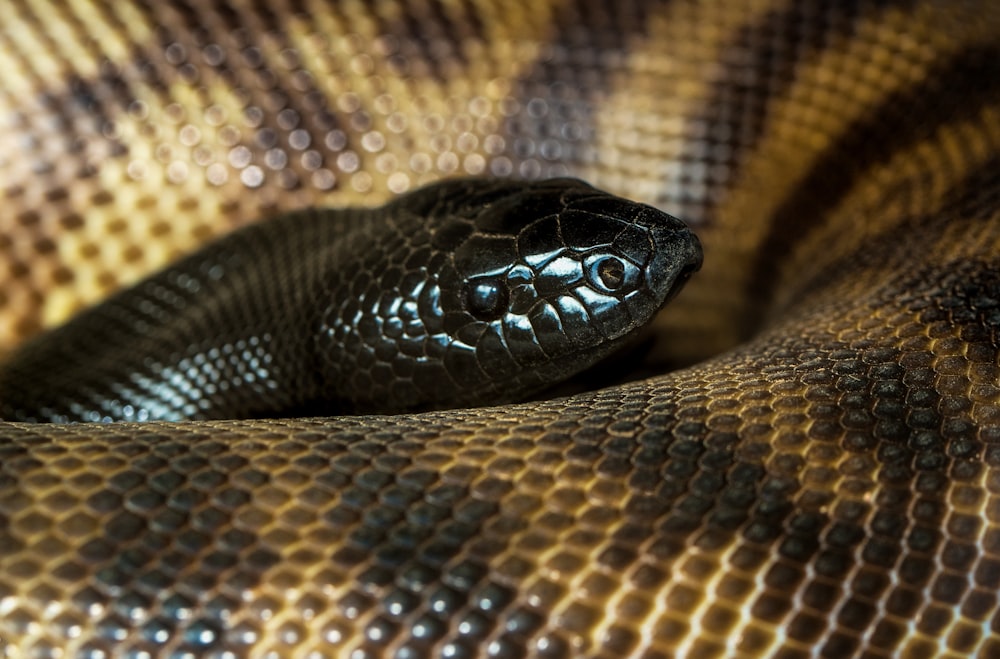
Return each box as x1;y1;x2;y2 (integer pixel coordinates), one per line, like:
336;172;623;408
664;259;700;305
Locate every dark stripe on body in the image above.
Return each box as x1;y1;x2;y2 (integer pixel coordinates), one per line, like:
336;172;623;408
780;152;1000;318
746;45;1000;326
501;0;675;179
375;0;487;79
128;0;352;195
687;0;918;225
5;0;136;164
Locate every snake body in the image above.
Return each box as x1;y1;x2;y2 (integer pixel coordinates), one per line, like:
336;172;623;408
0;177;701;421
2;1;1000;656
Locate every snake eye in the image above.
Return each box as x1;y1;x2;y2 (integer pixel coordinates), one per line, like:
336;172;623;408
595;258;624;289
585;255;639;295
464;277;509;321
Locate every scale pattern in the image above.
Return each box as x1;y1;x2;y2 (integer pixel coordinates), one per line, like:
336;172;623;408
2;1;1000;657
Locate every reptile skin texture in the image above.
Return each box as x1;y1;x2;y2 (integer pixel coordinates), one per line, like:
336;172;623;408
2;1;1000;657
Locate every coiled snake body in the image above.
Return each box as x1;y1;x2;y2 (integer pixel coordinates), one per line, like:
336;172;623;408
2;1;1000;657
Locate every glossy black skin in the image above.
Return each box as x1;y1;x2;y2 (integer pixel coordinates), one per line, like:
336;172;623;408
0;178;701;421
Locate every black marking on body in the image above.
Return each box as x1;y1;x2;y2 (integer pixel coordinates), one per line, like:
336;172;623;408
374;0;488;79
141;1;350;193
500;0;675;179
691;0;918;226
746;45;1000;318
774;153;1000;323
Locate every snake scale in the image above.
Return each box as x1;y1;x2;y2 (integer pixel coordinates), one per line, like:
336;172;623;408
2;0;1000;656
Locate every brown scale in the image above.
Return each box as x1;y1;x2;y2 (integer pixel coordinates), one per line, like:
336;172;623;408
2;0;1000;657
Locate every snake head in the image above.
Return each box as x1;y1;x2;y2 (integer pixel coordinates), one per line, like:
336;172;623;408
323;177;701;414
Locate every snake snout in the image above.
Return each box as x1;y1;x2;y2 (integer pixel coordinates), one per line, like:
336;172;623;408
665;250;701;304
646;219;703;307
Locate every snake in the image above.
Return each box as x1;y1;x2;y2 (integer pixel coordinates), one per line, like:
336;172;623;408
0;177;702;421
2;0;1000;656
